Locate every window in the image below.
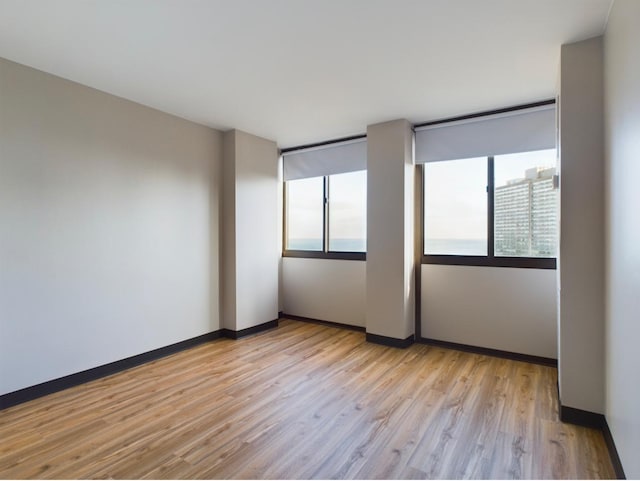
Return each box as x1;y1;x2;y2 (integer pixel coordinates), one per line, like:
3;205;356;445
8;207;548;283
424;157;487;256
328;171;367;252
422;149;557;269
494;150;557;258
285;176;324;251
282;137;367;260
284;170;367;259
416;100;558;269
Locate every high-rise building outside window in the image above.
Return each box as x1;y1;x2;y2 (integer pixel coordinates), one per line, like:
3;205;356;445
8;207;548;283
494;149;557;257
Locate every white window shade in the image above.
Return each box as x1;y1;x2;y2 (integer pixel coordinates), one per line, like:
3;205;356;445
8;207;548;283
415;104;556;163
283;138;366;181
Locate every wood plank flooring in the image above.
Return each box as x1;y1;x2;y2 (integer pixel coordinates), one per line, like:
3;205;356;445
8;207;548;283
0;319;615;479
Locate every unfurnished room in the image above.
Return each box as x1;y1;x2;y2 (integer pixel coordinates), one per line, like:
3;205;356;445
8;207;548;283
0;0;639;479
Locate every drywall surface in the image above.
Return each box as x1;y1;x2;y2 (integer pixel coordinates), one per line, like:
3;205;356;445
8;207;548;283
277;157;284;313
366;119;414;340
221;131;237;329
604;0;640;476
234;130;279;330
282;257;366;327
421;265;557;358
0;58;222;395
558;36;605;414
221;130;279;331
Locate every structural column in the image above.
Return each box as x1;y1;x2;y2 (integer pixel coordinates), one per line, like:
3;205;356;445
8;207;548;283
558;37;605;416
221;129;279;333
365;119;415;346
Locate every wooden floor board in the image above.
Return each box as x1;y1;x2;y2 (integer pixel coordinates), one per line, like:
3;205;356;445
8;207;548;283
0;319;615;479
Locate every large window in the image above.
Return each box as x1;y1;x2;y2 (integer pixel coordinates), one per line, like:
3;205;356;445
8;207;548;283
423;149;557;268
284;170;366;259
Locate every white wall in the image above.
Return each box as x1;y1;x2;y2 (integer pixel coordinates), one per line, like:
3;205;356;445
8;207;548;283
221;132;237;329
221;130;279;331
282;258;366;327
604;0;640;476
0;58;222;396
277;156;284;313
366;120;414;340
558;36;605;414
421;265;557;359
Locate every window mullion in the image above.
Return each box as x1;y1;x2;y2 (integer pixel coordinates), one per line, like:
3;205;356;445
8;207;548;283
488;156;495;259
282;181;288;252
323;176;329;253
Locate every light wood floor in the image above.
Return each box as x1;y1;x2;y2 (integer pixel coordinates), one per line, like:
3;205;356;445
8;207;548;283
0;319;614;479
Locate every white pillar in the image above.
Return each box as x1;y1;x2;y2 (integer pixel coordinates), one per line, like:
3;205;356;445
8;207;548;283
558;36;605;415
221;129;279;334
365;119;415;346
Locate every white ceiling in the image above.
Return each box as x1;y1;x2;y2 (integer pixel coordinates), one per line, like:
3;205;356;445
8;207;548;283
0;0;612;148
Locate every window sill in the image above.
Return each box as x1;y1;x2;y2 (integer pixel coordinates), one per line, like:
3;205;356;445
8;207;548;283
422;255;556;269
283;250;366;261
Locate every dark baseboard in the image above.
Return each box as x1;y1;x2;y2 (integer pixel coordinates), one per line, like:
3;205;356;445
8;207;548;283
557;393;626;477
0;330;223;410
281;313;366;332
1;318;281;411
221;319;279;340
419;337;558;367
560;405;605;429
602;418;627;479
366;333;415;348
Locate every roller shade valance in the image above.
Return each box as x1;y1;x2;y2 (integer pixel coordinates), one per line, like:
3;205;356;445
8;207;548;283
415;104;556;163
282;138;367;181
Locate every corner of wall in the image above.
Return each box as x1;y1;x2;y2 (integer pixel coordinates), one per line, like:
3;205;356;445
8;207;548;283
221;130;237;330
602;0;640;476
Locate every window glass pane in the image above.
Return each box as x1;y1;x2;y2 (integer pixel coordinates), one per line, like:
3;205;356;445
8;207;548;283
424;157;488;255
494;149;558;257
286;176;324;251
328;170;367;252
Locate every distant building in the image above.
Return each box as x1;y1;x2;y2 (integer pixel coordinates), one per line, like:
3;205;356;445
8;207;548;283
494;167;558;257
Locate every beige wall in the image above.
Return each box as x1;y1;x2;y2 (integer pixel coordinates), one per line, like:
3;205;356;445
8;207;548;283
558;36;605;414
0;58;223;395
604;0;640;476
422;265;557;358
282;258;366;327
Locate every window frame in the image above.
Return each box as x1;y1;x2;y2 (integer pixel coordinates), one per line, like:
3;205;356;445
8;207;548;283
283;174;366;261
421;156;557;270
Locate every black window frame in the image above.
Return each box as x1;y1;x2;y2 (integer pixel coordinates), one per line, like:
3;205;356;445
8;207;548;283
283;173;366;261
421;156;557;270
